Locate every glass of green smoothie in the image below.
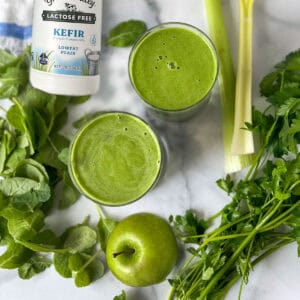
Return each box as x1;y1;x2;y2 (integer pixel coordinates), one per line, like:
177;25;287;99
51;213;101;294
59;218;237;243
68;112;165;206
129;22;219;120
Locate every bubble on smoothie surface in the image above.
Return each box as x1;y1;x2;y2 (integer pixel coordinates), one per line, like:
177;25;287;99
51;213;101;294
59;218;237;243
167;62;178;70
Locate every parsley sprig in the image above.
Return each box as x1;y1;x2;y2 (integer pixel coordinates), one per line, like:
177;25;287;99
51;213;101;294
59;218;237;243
168;51;300;299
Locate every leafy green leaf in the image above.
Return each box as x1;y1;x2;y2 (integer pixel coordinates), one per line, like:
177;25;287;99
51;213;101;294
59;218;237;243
2;208;45;241
170;210;208;244
98;218;118;252
53;253;72;278
0;216;9;245
11;181;51;212
280;117;300;154
63;225;97;254
74;269;91;287
69;95;90;104
34;229;60;245
0;142;7;172
0;65;28;99
18;254;51;279
0;49;16;69
5;148;27;172
70;253;105;287
106;20;147;47
216;175;234;194
35;134;69;170
14;159;49;183
19;229;61;253
202;267;214;281
0;240;32;269
68;253;85;272
260;71;281;97
58;148;69;166
0;177;42;196
114;290;127;300
73;112;103;129
0;177;51;212
6;104;35;154
31;108;49;148
51;108;68;133
282;49;300;71
59;172;80;209
0;47;103;289
84;256;104;282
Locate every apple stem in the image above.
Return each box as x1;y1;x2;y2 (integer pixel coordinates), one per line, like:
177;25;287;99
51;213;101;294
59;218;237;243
113;248;135;258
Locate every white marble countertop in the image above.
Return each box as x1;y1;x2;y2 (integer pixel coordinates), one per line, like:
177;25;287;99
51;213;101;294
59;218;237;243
0;0;300;299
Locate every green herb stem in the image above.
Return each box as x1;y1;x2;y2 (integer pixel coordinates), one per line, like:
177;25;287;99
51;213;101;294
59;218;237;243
198;231;257;299
181;232;249;241
168;49;300;299
260;202;299;232
218;238;293;298
198;198;284;299
95;204;106;220
0;105;7;113
205;215;251;239
245;119;278;181
78;248;102;273
259;216;293;233
206;209;223;223
175;214;252;282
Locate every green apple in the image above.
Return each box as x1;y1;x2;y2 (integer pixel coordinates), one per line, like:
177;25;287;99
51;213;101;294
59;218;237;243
106;212;178;287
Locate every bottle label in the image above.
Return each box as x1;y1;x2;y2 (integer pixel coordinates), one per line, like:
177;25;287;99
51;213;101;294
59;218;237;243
31;0;102;76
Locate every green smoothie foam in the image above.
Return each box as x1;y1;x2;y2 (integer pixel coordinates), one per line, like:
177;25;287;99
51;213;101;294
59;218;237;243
69;113;162;206
129;24;218;111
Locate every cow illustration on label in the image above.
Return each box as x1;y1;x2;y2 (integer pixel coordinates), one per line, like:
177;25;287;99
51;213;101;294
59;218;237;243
65;3;77;12
39;53;49;65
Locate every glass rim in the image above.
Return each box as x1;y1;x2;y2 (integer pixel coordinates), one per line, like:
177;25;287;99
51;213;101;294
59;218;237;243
68;111;165;207
128;22;219;113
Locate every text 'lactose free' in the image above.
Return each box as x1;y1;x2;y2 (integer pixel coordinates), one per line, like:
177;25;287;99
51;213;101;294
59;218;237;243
45;12;93;22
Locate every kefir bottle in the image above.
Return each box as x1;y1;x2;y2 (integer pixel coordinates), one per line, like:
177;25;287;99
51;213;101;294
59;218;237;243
30;0;102;95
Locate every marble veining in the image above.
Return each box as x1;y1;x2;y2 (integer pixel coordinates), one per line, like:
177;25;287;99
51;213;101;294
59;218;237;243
145;0;162;24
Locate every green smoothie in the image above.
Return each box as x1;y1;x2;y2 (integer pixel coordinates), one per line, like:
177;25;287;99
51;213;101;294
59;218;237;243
69;113;163;206
129;23;218;111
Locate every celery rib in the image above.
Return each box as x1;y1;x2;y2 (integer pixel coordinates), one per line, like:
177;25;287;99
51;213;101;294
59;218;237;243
205;0;254;173
231;0;255;154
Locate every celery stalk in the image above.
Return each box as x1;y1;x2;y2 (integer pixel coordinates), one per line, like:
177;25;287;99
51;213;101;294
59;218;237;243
231;0;255;154
205;0;253;173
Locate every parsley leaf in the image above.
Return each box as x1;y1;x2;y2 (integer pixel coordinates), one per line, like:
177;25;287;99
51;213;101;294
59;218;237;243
170;50;300;299
169;210;208;243
114;290;127;300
